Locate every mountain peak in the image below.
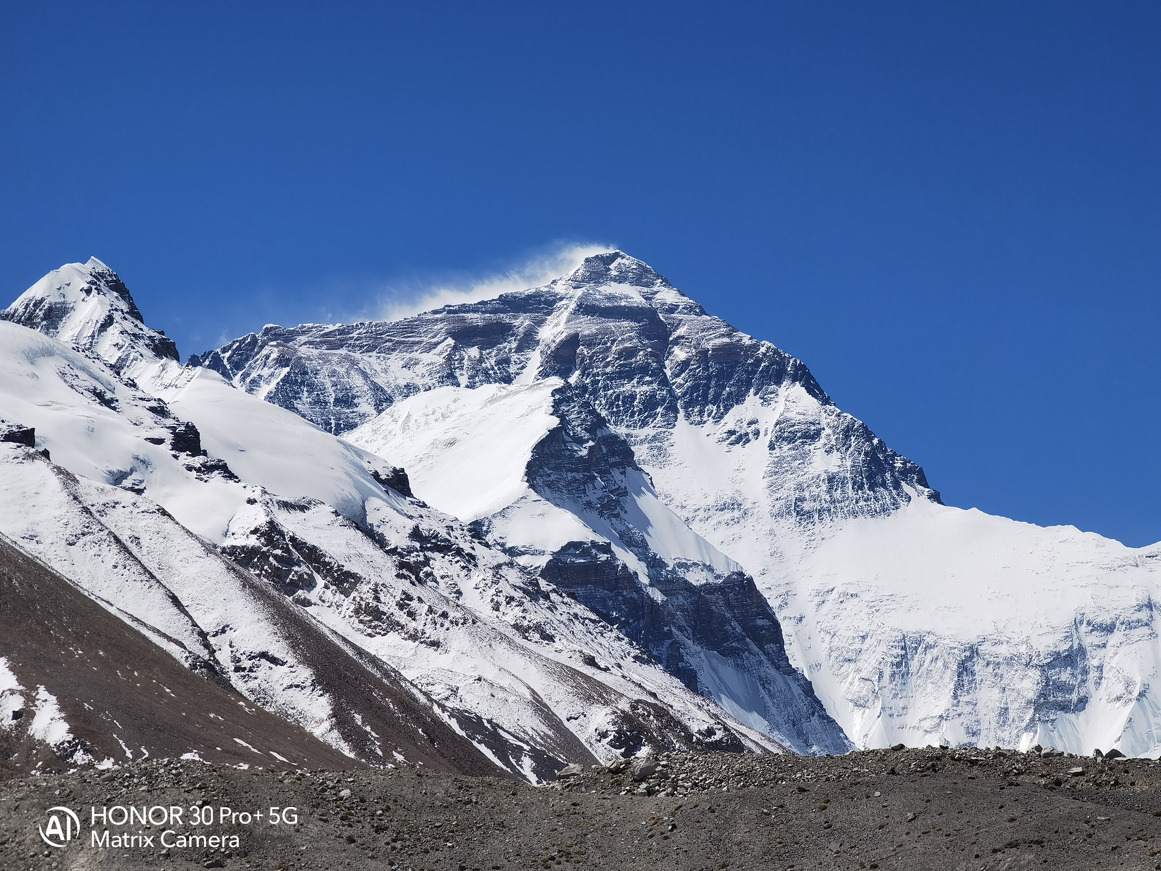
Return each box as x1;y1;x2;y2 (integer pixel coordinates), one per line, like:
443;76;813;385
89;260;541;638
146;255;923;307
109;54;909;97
3;259;179;372
12;257;144;321
565;250;670;289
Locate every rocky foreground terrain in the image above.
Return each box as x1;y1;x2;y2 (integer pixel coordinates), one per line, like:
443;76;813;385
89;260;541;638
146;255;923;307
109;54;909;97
1;748;1158;871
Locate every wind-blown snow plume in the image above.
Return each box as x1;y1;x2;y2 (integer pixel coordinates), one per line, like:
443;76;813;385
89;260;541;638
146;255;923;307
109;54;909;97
372;242;616;321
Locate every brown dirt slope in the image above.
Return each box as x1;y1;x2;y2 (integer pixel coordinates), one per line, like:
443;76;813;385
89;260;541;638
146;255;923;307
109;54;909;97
0;535;359;776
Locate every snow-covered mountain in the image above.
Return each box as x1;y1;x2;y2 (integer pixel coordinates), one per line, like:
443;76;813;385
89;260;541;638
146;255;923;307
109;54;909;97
1;257;835;780
199;250;1161;758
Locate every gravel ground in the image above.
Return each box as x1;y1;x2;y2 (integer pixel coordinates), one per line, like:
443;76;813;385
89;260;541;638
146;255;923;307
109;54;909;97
1;747;1158;871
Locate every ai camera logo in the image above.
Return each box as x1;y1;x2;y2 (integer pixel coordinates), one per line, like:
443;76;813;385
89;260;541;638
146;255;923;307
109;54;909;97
39;806;80;848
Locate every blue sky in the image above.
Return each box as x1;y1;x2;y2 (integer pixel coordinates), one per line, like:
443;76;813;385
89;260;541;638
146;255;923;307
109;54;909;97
2;1;1158;545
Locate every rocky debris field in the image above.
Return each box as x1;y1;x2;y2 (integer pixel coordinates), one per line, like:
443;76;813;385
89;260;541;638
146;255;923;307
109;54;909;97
0;747;1158;871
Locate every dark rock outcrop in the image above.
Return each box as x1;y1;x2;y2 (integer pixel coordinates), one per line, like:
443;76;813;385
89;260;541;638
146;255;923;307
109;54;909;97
0;423;35;449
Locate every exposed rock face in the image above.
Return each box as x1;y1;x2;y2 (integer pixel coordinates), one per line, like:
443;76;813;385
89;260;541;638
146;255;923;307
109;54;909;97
540;541;842;754
0;531;510;777
166;419;202;455
0;422;34;448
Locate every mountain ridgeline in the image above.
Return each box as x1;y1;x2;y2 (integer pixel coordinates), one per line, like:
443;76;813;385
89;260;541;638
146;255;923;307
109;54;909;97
1;252;1159;777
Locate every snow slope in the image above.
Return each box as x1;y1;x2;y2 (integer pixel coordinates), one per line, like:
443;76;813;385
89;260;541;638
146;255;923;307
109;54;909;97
348;378;738;580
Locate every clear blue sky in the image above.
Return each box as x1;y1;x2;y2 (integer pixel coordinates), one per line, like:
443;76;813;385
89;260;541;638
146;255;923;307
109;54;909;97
2;1;1158;545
